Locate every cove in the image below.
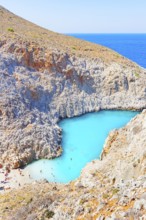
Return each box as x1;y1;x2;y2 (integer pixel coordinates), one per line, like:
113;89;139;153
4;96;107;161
25;110;139;183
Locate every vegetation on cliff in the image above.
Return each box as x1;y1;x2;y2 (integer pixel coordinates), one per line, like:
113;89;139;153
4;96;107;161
0;6;146;220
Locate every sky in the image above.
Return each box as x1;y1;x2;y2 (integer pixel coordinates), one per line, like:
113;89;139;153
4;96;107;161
0;0;146;33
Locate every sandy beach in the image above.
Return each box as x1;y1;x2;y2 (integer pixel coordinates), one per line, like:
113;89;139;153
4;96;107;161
0;167;33;193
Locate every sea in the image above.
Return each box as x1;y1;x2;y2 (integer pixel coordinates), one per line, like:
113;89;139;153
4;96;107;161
68;34;146;68
26;111;138;183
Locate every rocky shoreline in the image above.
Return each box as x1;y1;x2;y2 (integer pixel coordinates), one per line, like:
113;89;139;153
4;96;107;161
0;50;145;170
0;6;146;220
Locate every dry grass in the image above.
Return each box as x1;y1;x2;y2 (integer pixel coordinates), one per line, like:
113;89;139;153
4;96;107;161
0;6;140;68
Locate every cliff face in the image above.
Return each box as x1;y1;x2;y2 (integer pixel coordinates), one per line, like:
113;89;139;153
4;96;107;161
0;7;146;168
0;6;146;219
1;111;146;219
0;49;145;168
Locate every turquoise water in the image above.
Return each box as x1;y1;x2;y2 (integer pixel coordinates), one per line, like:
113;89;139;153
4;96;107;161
25;110;139;183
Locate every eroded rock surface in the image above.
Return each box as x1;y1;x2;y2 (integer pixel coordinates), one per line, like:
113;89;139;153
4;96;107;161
0;6;146;220
0;111;146;219
0;6;146;168
0;47;146;168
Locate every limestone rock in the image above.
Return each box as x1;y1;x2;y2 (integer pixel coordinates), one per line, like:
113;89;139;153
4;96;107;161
0;6;146;220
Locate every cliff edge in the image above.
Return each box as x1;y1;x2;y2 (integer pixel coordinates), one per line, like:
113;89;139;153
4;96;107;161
0;6;146;219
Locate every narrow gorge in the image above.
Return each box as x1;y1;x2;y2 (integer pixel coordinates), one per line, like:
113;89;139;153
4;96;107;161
0;6;146;220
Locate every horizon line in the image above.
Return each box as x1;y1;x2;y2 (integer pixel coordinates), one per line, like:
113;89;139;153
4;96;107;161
64;32;146;35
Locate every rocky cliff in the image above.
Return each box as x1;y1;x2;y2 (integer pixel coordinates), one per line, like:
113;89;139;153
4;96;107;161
0;6;146;220
0;6;145;168
0;111;146;219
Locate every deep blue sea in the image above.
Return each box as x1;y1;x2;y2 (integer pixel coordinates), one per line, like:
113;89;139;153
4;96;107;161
68;34;146;68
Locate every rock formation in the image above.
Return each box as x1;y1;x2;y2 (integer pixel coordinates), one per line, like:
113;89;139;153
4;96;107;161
0;6;146;220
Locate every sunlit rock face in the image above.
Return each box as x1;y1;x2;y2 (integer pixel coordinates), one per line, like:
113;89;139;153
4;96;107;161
0;7;146;169
0;7;146;168
82;109;146;182
0;50;146;168
0;110;146;219
0;6;146;220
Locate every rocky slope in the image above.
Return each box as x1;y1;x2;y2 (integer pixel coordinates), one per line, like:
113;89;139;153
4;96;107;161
0;110;146;219
0;5;146;220
0;6;146;169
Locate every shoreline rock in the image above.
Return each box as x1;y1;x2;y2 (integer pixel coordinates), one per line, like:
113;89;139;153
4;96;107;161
0;6;146;219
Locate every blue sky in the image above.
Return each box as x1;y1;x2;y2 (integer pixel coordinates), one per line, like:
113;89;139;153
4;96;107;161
0;0;146;33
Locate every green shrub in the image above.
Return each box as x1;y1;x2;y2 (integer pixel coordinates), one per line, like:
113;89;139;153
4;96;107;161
7;28;14;32
103;193;109;199
44;210;54;219
134;72;140;77
112;188;119;195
